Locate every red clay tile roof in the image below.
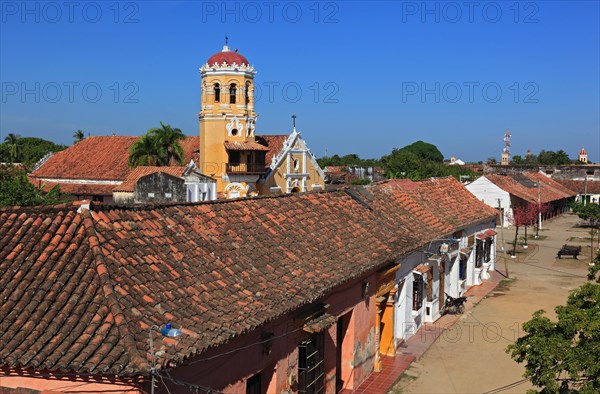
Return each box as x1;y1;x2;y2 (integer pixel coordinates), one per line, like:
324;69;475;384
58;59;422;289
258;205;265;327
30;136;200;182
556;179;600;194
0;177;496;376
30;136;138;181
113;166;187;193
255;135;287;166
324;166;347;176
413;264;430;274
525;172;577;199
370;177;498;237
224;141;270;151
384;179;420;191
484;173;575;204
179;136;200;163
0;205;143;374
28;177;116;196
207;50;249;66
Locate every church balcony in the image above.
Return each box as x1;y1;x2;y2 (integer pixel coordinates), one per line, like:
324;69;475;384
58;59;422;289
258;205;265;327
226;162;267;175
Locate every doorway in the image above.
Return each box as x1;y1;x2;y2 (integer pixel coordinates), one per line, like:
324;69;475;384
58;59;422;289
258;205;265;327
377;293;395;356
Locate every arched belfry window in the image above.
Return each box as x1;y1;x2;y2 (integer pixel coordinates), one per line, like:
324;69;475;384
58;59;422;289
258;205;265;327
245;82;251;105
214;83;220;103
230;83;237;104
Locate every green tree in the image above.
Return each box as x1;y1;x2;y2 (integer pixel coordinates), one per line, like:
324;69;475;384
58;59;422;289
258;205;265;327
128;135;162;167
150;122;186;165
572;202;600;226
397;140;444;163
0;165;65;207
1;137;67;164
381;150;422;179
487;157;497;164
17;137;67;164
524;153;539;165
4;133;21;163
538;149;572;165
317;154;381;168
511;155;524;165
507;252;600;393
381;142;475;181
73;130;85;143
128;123;186;167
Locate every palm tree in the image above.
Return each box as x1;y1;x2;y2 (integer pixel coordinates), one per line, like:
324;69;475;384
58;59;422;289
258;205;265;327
73;130;85;143
4;133;21;163
149;122;185;166
128;135;161;167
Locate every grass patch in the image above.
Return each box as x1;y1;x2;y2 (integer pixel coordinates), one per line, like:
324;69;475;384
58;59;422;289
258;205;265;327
387;372;417;394
522;234;548;241
499;277;517;287
567;236;592;243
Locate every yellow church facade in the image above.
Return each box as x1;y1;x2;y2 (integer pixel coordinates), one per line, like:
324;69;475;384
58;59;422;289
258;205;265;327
198;43;325;199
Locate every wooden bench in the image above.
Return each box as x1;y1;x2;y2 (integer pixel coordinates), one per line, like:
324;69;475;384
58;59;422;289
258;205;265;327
557;245;582;259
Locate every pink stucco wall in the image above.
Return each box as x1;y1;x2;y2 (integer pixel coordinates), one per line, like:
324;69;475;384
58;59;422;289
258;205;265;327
162;273;378;393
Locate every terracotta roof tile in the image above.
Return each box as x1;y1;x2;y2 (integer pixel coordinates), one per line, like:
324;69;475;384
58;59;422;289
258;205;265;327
556;179;600;194
485;172;576;204
113;166;187;192
28;177;116;196
31;136;200;182
0;177;496;376
255;135;288;165
224;141;270;151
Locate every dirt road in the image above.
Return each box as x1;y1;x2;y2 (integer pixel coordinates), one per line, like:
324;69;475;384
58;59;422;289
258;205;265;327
395;213;593;394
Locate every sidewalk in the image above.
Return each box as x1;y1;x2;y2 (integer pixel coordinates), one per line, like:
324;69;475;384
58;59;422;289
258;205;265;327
352;271;504;394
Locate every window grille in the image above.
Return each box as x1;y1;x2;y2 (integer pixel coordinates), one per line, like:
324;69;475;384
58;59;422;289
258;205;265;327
298;333;325;394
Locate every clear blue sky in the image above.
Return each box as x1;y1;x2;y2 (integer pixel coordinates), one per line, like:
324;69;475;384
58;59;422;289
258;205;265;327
1;0;599;162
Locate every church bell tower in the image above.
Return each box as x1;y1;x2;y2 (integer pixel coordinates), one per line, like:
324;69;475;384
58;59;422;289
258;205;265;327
199;39;265;198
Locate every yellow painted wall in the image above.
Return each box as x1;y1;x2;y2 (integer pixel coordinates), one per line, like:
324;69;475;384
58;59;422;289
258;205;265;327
199;71;257;197
257;141;325;195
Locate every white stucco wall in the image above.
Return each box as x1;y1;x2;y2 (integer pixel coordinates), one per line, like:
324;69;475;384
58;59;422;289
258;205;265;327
465;177;512;226
392;220;497;344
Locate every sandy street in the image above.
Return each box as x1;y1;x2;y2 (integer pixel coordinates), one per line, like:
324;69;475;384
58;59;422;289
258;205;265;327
395;213;594;394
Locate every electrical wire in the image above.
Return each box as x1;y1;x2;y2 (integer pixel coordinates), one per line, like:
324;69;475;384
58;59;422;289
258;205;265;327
174;324;307;367
157;371;174;394
482;378;529;394
465;311;517;343
159;370;223;394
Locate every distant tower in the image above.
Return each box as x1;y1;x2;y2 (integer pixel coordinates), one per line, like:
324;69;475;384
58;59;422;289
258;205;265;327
501;129;511;166
199;39;263;198
579;147;588;163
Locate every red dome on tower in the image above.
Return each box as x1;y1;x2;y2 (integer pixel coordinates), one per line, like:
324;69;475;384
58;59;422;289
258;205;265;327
206;45;249;66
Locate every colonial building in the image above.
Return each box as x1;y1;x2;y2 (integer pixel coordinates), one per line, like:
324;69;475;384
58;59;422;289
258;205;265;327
27;136;216;204
254;131;324;194
466;172;576;226
198;43;325;198
27;44;324;201
557;179;600;204
112;162;216;204
1;177;497;394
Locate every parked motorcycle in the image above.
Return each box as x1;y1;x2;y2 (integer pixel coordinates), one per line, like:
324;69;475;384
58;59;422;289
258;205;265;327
442;293;467;315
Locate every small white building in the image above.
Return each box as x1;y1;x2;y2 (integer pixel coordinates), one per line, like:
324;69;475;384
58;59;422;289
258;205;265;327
113;162;216;204
393;225;497;341
465;176;512;226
